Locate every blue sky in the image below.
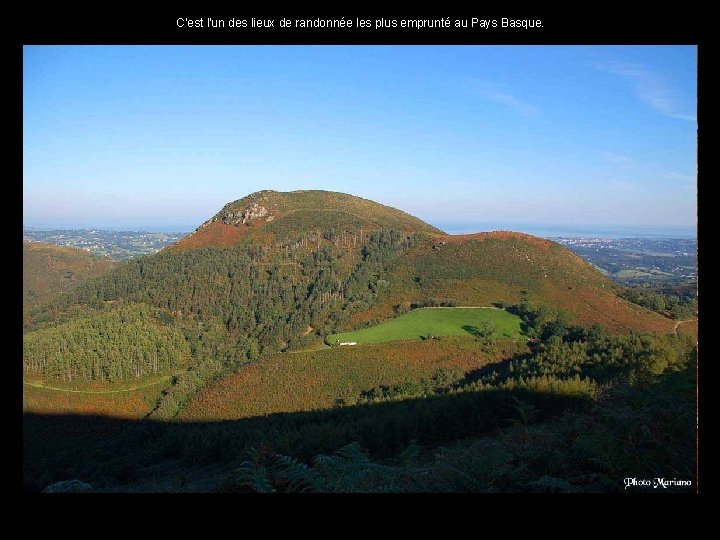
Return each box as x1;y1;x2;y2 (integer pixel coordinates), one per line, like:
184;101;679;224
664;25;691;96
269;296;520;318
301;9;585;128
23;46;697;234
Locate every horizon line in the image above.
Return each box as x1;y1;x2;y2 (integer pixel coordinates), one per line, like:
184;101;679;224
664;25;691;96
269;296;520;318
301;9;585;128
23;222;698;239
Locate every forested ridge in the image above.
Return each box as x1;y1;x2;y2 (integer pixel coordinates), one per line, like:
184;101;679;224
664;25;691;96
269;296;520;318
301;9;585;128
24;230;423;394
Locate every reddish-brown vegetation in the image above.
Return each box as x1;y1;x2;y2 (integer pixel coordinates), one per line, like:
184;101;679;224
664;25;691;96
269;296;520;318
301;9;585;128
539;282;674;334
181;338;527;421
171;222;255;250
23;381;165;419
440;231;554;249
23;242;115;310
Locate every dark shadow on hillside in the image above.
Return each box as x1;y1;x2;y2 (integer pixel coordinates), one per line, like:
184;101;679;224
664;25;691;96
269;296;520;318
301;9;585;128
504;305;533;335
24;386;591;493
455;350;536;388
461;324;479;337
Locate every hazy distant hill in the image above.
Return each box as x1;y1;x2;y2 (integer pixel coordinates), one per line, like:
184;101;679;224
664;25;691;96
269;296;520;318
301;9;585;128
23;229;187;261
23;242;115;311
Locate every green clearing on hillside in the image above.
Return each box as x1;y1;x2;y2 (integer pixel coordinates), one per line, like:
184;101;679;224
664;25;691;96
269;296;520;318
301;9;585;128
329;307;523;345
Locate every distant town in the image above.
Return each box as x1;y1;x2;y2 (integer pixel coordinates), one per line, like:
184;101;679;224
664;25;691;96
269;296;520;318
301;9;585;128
23;228;188;261
552;237;696;284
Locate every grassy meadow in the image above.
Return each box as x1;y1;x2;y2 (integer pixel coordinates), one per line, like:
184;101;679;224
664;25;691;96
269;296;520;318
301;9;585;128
329;307;523;345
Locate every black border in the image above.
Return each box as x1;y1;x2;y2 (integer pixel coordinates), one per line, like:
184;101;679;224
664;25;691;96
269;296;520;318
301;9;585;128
15;9;709;510
17;10;700;45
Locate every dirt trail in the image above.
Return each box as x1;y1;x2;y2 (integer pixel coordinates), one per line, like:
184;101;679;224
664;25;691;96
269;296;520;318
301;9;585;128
23;376;173;394
287;346;329;355
674;318;697;336
422;306;501;310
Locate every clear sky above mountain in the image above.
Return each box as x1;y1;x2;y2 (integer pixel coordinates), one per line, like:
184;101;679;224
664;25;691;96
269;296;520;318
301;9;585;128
23;45;697;234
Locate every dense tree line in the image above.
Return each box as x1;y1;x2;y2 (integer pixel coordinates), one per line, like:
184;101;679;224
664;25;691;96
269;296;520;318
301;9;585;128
23;304;189;382
620;286;697;319
496;301;688;384
33;230;422;342
502;332;683;385
25;230;422;388
393;298;461;315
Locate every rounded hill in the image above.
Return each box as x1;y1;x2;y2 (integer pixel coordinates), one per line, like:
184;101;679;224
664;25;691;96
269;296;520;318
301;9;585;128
174;190;444;249
351;232;676;334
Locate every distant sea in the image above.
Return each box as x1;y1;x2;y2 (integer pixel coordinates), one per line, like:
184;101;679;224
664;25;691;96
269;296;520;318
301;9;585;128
434;222;697;240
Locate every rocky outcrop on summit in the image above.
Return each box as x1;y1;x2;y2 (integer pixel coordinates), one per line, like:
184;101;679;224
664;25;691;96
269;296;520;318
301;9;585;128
198;203;272;230
185;189;445;243
238;203;269;224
